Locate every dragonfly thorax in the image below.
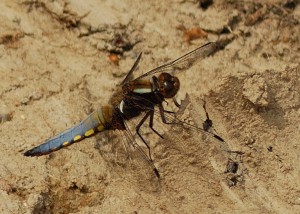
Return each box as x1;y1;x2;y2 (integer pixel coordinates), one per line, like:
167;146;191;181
156;72;180;98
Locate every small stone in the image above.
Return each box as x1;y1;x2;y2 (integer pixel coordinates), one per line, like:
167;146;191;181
242;75;269;107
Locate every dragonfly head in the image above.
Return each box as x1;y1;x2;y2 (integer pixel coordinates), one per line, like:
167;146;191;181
157;72;180;98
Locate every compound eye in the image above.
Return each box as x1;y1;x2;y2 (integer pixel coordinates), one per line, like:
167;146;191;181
158;73;180;98
163;81;174;93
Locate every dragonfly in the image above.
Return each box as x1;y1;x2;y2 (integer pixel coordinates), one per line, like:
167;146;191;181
24;42;224;178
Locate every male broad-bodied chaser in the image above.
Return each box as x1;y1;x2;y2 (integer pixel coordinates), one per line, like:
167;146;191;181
24;42;225;178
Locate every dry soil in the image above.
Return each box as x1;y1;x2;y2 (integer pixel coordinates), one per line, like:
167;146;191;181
0;0;299;213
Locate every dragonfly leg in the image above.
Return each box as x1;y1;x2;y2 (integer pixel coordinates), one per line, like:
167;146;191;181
163;109;176;114
158;103;179;125
135;111;154;161
149;110;164;139
173;97;181;108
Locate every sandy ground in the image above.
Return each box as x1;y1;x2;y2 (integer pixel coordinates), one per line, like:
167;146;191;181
0;0;299;213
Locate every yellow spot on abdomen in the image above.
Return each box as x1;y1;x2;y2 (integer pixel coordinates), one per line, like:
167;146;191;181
97;125;104;131
73;135;82;141
84;129;94;137
62;141;70;147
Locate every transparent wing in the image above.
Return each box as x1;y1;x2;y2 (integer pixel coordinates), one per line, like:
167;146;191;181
135;42;217;80
94;118;160;189
123;92;228;147
121;121;160;177
120;52;143;86
122;92;232;167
